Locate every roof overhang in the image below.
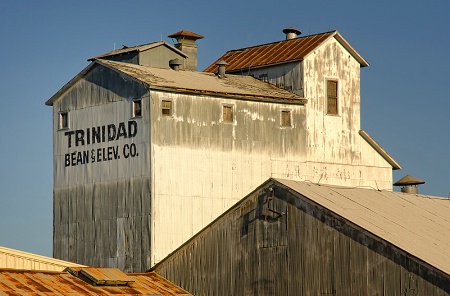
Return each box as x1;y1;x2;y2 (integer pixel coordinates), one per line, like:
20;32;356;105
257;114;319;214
359;129;401;170
332;31;369;67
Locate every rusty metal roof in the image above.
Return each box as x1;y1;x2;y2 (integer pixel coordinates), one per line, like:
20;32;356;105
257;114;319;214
203;30;369;73
0;268;192;295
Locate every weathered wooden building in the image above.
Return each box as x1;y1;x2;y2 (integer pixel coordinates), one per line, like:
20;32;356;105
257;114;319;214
153;178;450;295
46;29;401;272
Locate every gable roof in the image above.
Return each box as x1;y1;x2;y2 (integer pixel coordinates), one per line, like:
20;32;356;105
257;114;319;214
203;30;369;73
154;178;450;278
46;60;307;106
0;268;192;295
88;40;187;61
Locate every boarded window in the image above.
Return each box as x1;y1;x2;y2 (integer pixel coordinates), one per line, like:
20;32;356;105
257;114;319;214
223;105;233;123
327;80;338;115
132;99;142;117
281;110;291;127
59;112;68;129
162;100;172;116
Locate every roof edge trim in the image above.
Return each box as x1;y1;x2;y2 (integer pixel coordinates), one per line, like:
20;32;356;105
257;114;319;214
359;129;402;170
332;31;369;67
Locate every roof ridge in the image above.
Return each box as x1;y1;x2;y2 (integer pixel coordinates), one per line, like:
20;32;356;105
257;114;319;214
225;30;337;53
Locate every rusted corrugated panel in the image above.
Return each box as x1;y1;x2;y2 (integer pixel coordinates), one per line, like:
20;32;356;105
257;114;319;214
203;31;333;73
0;269;192;295
203;30;369;73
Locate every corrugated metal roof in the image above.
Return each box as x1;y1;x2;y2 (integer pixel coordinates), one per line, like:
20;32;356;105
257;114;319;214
46;59;306;106
0;246;85;271
275;178;450;276
89;40;187;61
46;60;306;106
0;268;192;295
203;30;369;73
98;59;304;102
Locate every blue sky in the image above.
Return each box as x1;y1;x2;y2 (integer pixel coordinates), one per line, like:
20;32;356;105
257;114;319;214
1;1;449;257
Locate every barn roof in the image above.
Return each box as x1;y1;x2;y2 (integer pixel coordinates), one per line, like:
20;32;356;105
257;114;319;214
0;267;192;295
154;178;450;278
89;40;187;61
203;30;369;73
275;179;450;276
46;60;306;106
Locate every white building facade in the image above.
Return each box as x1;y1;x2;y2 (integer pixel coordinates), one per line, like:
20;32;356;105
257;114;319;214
47;30;400;272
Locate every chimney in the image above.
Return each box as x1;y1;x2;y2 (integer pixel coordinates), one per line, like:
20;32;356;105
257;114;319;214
168;30;204;71
169;58;182;71
393;174;425;194
216;60;228;78
282;27;302;40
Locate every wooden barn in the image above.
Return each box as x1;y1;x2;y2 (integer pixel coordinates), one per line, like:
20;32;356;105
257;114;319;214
152;178;450;295
46;28;401;272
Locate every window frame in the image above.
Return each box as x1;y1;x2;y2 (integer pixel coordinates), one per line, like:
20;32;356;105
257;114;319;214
326;79;339;115
132;99;142;118
161;99;173;117
58;111;69;130
222;104;234;123
281;110;292;127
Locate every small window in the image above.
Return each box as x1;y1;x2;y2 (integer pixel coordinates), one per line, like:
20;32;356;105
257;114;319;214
223;105;233;123
281;110;291;127
162;100;172;116
59;111;69;130
327;80;338;115
132;99;142;117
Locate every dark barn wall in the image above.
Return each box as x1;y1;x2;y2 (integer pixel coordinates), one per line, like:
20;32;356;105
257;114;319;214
154;181;450;295
52;65;152;272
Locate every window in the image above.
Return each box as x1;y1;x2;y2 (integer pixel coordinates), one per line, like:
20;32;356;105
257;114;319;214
327;80;338;115
223;105;233;123
281;110;291;127
59;111;69;129
132;99;142;117
162;100;172;116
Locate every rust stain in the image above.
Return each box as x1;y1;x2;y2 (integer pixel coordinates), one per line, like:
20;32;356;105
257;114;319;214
0;268;192;295
204;31;332;73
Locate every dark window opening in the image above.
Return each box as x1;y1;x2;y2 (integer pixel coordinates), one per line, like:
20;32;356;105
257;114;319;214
132;99;142;117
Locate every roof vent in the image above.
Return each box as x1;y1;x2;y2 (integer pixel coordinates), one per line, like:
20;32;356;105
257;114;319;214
283;27;302;40
393;174;425;194
65;267;135;287
169;58;182;71
216;60;228;78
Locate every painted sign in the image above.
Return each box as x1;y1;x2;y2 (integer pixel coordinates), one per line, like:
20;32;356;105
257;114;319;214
63;120;139;167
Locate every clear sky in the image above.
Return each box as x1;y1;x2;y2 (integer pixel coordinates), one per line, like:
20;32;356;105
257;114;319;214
1;1;449;257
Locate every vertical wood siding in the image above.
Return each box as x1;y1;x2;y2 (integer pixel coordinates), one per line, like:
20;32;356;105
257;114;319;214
53;65;152;272
154;182;450;295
